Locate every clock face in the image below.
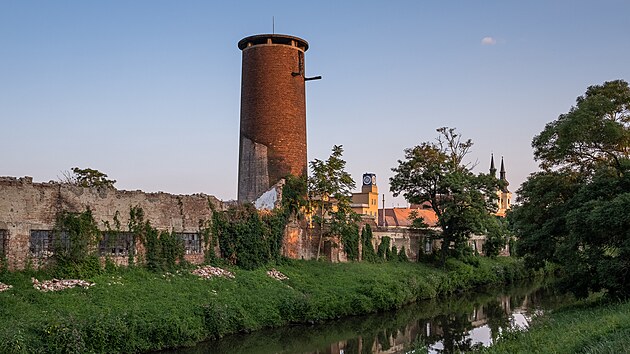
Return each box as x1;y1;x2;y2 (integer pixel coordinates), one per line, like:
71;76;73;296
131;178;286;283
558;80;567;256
363;175;372;185
371;175;376;185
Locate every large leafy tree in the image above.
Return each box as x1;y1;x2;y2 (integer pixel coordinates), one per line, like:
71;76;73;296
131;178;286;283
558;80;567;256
533;79;629;173
511;79;630;298
390;127;499;263
308;145;360;259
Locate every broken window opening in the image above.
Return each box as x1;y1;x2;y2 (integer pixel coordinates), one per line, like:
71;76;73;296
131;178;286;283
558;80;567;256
99;232;133;257
178;233;202;255
0;230;7;258
29;230;54;259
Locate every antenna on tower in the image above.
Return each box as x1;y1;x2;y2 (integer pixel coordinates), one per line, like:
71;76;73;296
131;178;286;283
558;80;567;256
272;16;275;34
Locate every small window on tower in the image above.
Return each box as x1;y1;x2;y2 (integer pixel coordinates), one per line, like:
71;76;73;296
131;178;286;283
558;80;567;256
298;51;304;76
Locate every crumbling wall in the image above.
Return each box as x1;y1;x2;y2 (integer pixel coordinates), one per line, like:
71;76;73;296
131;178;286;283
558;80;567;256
0;176;222;270
372;227;430;261
281;220;318;260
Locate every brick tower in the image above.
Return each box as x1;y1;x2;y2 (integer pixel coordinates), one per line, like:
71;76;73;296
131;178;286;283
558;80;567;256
237;34;310;203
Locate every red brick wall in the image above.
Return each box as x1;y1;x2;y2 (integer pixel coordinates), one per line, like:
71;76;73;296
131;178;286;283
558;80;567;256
238;37;308;202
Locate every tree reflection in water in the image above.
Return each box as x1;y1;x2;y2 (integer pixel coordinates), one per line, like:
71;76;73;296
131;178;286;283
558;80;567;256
164;279;571;354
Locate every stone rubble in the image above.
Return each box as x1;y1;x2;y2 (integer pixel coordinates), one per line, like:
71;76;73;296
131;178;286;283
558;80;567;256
266;268;288;280
31;278;95;292
191;265;235;280
0;282;12;292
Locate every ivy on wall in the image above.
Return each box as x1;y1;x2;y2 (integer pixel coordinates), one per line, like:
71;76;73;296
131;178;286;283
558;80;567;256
339;223;360;261
377;236;392;261
212;204;287;270
361;225;377;262
52;209;102;277
128;206;185;271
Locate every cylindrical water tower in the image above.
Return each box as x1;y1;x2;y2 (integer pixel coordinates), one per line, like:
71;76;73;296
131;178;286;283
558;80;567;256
237;34;310;203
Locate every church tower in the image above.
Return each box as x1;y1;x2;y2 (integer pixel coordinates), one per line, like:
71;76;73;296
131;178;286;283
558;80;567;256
490;155;511;217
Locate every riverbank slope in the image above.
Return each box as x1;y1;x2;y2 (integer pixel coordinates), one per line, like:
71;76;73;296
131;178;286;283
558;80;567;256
480;295;630;353
0;258;537;353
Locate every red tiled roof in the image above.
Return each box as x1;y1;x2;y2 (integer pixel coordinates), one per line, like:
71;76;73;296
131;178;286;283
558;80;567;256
378;207;438;227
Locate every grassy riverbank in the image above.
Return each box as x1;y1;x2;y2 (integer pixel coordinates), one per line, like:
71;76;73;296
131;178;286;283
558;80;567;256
0;257;536;353
480;295;630;354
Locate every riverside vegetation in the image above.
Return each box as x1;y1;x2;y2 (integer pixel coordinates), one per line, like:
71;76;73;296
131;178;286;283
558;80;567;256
0;257;537;353
478;79;630;354
481;295;630;353
0;195;540;353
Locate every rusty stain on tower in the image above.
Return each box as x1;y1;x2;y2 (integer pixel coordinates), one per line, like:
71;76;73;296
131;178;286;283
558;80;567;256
237;34;311;203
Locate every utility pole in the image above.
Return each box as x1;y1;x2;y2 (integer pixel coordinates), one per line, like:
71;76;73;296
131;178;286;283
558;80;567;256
382;194;386;227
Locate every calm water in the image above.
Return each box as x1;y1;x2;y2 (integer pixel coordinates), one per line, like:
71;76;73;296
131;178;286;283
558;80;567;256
165;279;569;354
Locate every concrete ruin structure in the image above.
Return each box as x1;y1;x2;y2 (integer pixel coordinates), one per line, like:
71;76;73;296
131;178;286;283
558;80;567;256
237;34;310;203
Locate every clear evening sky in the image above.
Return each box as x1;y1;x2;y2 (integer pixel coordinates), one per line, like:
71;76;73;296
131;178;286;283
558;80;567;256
1;1;629;205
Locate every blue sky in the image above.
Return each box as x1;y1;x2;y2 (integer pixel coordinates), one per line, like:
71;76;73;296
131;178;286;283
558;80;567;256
1;1;629;205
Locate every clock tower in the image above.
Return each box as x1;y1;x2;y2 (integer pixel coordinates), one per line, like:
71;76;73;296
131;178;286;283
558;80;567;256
351;173;379;218
362;173;377;193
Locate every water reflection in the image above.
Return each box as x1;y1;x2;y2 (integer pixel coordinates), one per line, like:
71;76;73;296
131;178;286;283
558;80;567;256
166;279;570;354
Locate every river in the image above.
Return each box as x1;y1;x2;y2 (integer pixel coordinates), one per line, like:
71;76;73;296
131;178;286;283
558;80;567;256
164;279;570;354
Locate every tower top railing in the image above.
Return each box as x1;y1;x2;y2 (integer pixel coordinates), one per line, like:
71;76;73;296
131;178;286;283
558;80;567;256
238;34;309;51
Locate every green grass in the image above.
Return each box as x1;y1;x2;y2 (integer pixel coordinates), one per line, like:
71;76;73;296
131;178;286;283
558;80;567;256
0;257;533;353
480;296;630;354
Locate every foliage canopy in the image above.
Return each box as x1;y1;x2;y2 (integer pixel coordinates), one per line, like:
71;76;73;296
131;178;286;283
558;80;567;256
62;167;117;188
308;145;360;259
390;127;502;263
511;79;630;298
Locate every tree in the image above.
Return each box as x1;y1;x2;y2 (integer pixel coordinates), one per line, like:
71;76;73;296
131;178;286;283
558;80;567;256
511;80;630;298
533;79;629;173
61;167;116;188
390;127;499;264
482;216;511;257
308;145;360;259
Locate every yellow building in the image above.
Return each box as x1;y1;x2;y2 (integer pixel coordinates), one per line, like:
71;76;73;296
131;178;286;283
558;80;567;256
351;173;380;218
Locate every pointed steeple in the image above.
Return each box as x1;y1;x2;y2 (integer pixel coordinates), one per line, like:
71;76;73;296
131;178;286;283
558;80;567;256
499;157;509;192
489;154;497;178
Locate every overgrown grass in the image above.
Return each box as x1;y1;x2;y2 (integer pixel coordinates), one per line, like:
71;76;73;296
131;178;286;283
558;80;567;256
480;295;630;354
0;257;535;353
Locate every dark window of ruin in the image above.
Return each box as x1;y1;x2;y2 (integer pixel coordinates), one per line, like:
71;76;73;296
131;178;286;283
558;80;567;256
424;239;432;254
178;233;201;254
29;230;54;258
99;232;132;257
0;230;7;257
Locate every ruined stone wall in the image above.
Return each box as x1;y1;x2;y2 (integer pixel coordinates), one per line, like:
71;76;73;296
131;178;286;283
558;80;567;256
0;176;222;270
373;227;427;261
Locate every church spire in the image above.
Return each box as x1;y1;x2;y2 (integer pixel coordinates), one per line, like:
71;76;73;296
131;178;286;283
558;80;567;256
499;157;509;192
489;154;497;178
